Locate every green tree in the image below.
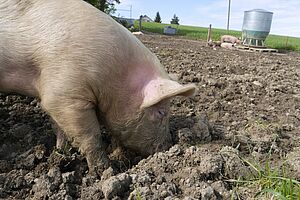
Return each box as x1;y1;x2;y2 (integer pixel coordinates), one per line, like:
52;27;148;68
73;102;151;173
84;0;120;14
170;14;179;25
154;12;162;23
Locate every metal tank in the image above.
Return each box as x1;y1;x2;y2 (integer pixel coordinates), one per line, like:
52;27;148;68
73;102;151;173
242;9;273;47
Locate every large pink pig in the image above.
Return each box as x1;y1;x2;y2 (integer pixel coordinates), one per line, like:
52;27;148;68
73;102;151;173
0;0;195;175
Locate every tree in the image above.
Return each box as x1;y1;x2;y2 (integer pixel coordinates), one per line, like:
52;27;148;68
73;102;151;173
154;12;162;23
170;14;179;25
84;0;120;15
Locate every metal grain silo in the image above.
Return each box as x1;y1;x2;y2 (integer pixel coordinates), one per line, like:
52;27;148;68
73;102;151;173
242;9;273;47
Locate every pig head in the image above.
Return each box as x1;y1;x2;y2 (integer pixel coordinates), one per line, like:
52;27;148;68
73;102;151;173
107;76;195;156
0;0;196;176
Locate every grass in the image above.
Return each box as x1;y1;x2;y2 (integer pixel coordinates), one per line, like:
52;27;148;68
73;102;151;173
232;159;300;199
54;142;73;157
228;119;300;199
134;21;300;52
136;189;142;200
228;147;300;200
243;119;282;139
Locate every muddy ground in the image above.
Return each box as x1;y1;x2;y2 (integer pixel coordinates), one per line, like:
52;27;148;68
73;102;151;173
0;34;299;199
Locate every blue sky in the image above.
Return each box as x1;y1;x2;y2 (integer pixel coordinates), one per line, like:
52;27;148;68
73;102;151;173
115;0;300;37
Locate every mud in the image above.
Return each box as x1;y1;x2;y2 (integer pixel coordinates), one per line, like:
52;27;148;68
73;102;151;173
0;34;299;199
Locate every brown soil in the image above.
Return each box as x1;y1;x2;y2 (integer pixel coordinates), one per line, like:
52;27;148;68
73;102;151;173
1;34;299;199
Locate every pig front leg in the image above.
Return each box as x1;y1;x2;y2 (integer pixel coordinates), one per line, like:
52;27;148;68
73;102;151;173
50;118;68;150
42;96;110;176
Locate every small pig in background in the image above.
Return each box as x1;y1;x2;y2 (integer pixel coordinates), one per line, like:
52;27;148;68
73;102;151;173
221;35;241;45
0;0;196;176
220;42;235;49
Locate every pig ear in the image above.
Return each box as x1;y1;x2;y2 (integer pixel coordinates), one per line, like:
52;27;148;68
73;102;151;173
140;79;196;109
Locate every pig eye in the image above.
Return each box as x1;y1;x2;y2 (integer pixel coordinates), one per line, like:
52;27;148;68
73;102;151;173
156;109;165;119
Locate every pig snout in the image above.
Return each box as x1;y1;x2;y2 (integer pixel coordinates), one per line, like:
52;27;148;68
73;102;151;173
114;98;174;157
140;135;172;156
148;128;173;155
140;100;173;155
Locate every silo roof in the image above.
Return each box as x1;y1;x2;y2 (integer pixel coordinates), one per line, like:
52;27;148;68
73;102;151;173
245;9;273;14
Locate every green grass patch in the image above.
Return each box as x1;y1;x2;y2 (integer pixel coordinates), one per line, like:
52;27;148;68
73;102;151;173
228;120;300;199
229;156;300;199
266;35;300;51
134;21;300;52
54;142;73;157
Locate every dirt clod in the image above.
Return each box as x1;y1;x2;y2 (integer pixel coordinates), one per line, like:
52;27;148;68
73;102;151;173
101;173;132;199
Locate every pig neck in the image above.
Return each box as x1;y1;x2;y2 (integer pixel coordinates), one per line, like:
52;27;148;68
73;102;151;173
89;26;169;127
102;61;167;129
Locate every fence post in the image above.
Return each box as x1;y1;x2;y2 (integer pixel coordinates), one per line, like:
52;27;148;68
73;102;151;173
139;15;142;31
207;24;212;43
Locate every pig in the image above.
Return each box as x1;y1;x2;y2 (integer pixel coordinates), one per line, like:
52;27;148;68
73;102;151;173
0;0;196;175
132;31;144;35
221;42;235;49
221;35;241;45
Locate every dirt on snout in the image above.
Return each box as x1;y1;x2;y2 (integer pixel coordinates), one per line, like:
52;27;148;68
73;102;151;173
0;34;299;199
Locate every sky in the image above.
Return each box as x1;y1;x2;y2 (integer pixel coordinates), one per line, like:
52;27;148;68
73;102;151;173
115;0;300;37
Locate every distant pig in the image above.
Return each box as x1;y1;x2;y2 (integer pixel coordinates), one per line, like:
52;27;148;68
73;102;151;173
221;35;241;44
0;0;196;175
221;42;235;49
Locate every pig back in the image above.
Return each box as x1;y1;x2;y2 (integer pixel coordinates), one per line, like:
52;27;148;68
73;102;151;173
0;0;160;97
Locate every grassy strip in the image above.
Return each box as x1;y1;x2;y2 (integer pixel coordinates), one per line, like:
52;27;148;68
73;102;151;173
228;120;300;199
134;21;300;52
228;157;300;199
